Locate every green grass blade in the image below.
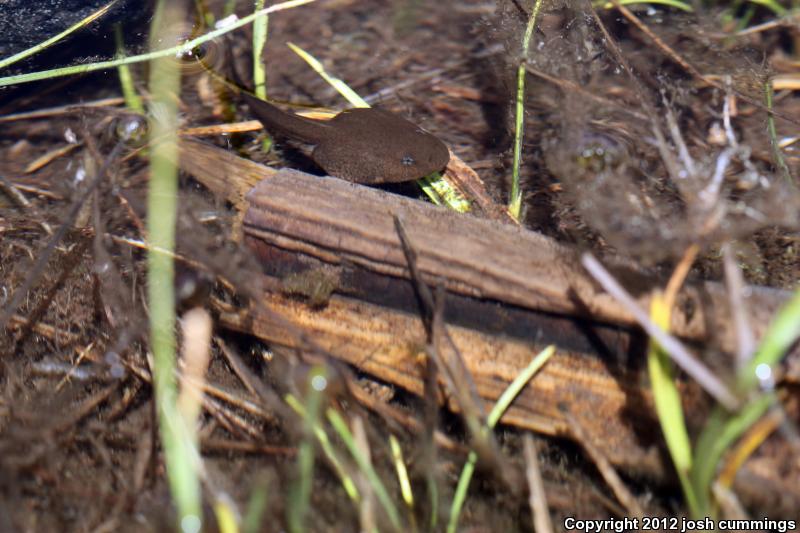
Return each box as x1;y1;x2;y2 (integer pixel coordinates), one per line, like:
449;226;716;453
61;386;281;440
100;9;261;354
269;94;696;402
488;345;554;427
689;286;799;514
691;393;776;514
417;177;445;205
0;0;317;88
286;42;369;108
327;409;402;530
114;25;144;114
389;434;415;510
286;394;361;503
427;471;439;530
447;450;477;533
213;497;240;533
285;367;326;533
739;287;800;391
448;346;554;533
390;433;417;531
242;477;270;533
148;1;202;529
0;0;121;70
286;41;470;212
253;0;269;99
508;0;545;221
420;172;471;211
746;0;787;15
252;0;272;152
596;0;693;12
647;295;697;515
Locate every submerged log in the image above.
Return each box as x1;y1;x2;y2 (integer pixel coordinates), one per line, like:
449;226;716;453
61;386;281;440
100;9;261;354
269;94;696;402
241;168;787;353
180;139;799;509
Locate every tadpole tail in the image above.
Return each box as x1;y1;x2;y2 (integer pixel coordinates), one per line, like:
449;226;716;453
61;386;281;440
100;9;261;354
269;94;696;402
242;93;329;145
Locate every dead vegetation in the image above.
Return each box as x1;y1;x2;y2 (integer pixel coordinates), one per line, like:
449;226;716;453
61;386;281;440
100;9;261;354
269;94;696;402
0;0;799;530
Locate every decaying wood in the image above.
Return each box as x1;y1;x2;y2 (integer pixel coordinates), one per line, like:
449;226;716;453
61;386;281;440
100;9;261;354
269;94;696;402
214;277;798;508
242;169;789;354
179;137;512;222
215;286;670;477
181;139;798;502
179;138;268;211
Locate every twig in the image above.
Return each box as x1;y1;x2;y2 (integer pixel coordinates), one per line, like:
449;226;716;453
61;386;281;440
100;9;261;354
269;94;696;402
0;97;126;122
6;313;81;343
722;78;738;148
698;148;734;209
663;244;699;311
610;0;713;86
395;216;491;446
525;65;648;121
352;416;377;533
182;374;276;423
722;244;756;368
523;434;553;533
24;143;82;174
394;216;486;416
132;419;153;494
764;80;794;184
0;175;31;207
663;102;696;179
215;336;286;421
346;383;464;454
203;395;265;440
734;14;799;37
711;482;749;519
609;0;800;126
52;383;119;433
214;337;261;399
200;438;295;456
586;0;685;191
585;0;661;123
396;215;520;492
6;236;91;352
0;135;127;332
581;253;739;410
56;342;96;391
562;409;644;517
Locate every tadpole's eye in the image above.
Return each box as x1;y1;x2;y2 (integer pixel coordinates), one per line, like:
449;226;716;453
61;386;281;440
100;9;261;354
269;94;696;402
191;44;208;60
401;155;416;166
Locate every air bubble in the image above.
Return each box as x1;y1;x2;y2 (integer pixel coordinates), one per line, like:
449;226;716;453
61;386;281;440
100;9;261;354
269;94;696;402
181;515;202;533
755;363;773;390
215;14;239;29
311;374;328;392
